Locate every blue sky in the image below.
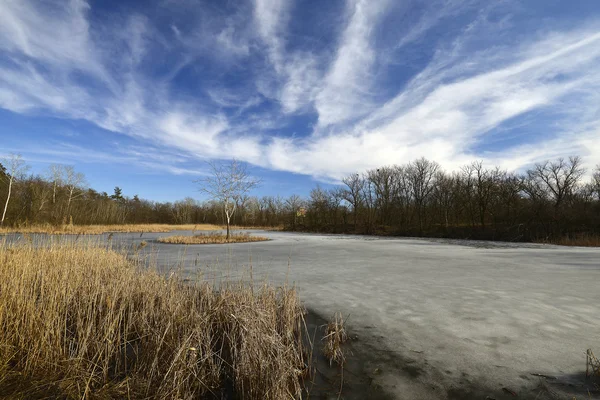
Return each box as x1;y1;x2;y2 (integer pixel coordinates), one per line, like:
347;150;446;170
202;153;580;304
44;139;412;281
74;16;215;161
1;0;599;201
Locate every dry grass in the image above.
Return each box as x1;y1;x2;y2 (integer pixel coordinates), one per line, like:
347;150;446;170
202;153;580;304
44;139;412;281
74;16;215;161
0;223;222;235
0;240;307;399
549;234;600;247
322;313;348;367
158;232;270;245
231;225;284;231
587;349;600;378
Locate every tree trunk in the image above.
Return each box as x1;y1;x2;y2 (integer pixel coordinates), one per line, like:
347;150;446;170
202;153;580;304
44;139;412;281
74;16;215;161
226;215;231;240
66;188;73;221
1;177;13;227
480;202;486;228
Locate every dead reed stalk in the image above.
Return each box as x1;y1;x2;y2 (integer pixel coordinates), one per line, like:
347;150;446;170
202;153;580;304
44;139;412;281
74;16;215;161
587;349;600;379
322;313;348;367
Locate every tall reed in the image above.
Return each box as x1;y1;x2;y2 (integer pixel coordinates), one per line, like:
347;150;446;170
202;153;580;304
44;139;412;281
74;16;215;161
0;240;307;399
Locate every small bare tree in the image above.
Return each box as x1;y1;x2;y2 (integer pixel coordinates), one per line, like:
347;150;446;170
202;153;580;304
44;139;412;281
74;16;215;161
1;154;29;227
285;194;304;230
593;165;600;200
407;157;440;232
341;173;363;229
196;160;260;240
432;171;458;228
526;156;585;211
461;161;504;228
63;166;86;221
368;166;397;225
47;164;64;205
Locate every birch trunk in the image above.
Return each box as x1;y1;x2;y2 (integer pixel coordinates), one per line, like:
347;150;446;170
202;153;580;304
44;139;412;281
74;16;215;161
1;175;13;227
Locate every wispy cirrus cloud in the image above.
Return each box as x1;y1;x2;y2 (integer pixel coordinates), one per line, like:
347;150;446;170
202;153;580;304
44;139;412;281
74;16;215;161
314;0;390;127
5;141;210;177
0;0;599;184
264;21;600;178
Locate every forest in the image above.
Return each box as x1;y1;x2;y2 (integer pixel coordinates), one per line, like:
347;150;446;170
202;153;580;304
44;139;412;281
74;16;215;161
1;156;599;243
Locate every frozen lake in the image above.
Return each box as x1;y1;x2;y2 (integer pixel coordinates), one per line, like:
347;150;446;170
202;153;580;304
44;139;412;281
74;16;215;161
8;230;600;399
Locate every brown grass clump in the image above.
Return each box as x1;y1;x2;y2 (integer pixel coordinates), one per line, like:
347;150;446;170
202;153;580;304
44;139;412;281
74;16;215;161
0;223;222;235
548;234;600;247
231;225;284;231
0;241;307;399
322;313;348;367
587;349;600;378
158;232;270;245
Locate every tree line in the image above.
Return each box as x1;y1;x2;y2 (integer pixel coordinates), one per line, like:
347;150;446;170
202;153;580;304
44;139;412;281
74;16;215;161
303;156;600;242
0;156;289;228
307;157;600;241
2;154;599;242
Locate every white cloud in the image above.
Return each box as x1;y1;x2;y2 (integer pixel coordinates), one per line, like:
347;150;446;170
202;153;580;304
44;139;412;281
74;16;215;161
252;0;324;113
253;0;288;70
216;25;250;57
0;0;94;69
315;0;390;127
157;112;228;153
265;25;600;178
0;0;599;185
0;0;265;166
279;53;321;113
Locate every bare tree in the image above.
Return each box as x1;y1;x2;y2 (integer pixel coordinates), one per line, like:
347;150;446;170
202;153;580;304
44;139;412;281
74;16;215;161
360;173;377;233
527;156;585;211
328;187;346;231
29;177;51;216
173;197;197;224
63;166;86;221
244;196;260;225
462;161;504;227
407;157;440;232
267;196;284;226
392;165;411;228
432;171;458;228
593;165;600;200
1;154;29;227
368;166;397;226
285;194;305;230
309;185;329;227
48;164;64;205
196;160;260;240
341;173;363;229
235;194;251;225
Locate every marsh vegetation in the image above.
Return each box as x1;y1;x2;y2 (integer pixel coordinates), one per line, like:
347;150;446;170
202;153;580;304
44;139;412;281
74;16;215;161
0;240;308;399
0;223;221;235
158;232;270;244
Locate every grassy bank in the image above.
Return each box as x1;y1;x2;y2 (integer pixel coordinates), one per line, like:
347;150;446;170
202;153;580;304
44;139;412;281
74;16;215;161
158;232;270;244
230;225;284;231
545;234;600;247
0;223;223;235
0;241;307;399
